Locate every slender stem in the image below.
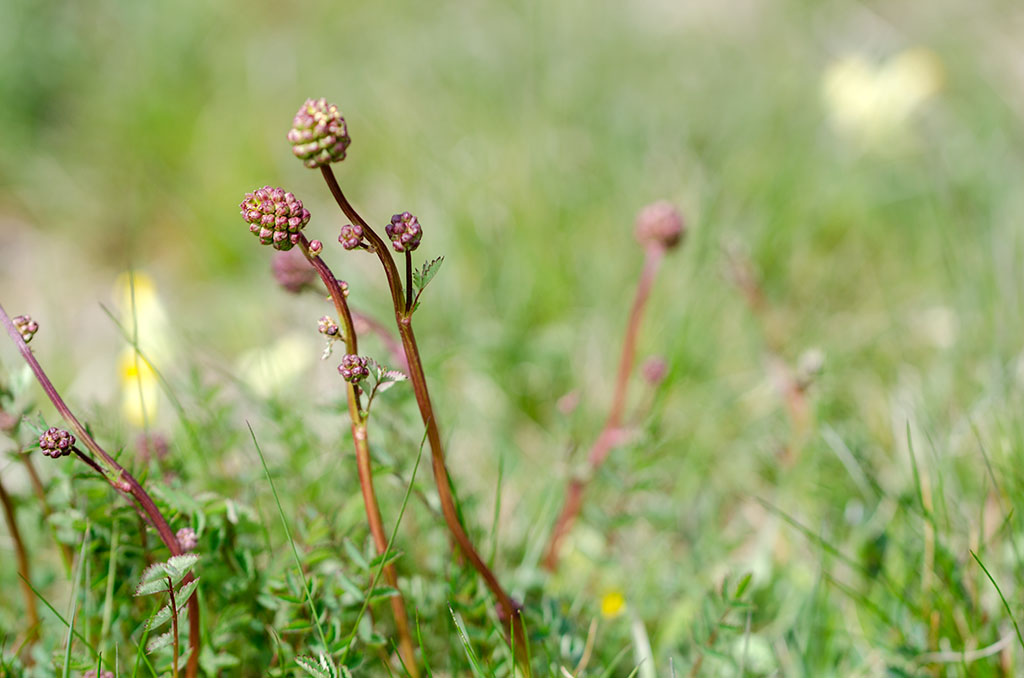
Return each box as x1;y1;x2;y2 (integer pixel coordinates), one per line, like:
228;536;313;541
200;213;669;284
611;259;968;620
296;236;419;677
544;245;665;571
318;167;529;666
0;475;40;654
0;303;201;678
405;251;413;314
20;449;74;571
168;575;179;678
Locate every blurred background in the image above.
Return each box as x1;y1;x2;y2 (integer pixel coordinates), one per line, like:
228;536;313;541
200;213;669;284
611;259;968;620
3;0;1024;673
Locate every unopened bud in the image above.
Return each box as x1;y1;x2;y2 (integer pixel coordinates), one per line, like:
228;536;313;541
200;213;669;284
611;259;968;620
176;527;198;552
386;212;422;253
634;201;685;250
239;186;311;252
287;98;351;169
271;249;317;294
338;223;365;250
338;354;370;383
39;427;75;458
12;315;39;343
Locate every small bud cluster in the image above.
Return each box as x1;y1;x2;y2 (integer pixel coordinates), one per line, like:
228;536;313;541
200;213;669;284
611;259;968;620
288;98;351;169
176;527;198;552
338;223;365;250
271;249;317;294
12;315;39;343
318;316;340;337
39;427;75;458
83;670;115;678
338;354;370;383
336;279;350;298
240;186;311;251
386;212;423;253
634;201;685;250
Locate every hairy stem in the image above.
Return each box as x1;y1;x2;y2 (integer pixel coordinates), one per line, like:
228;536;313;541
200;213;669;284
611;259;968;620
297;236;420;677
544;245;665;571
0;303;200;678
0;475;40;656
318;167;529;666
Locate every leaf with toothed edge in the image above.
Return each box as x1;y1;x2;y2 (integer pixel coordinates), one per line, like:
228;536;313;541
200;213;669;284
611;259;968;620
411;255;444;310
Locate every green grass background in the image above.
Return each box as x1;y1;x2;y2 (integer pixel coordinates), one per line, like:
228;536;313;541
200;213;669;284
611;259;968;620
2;0;1024;675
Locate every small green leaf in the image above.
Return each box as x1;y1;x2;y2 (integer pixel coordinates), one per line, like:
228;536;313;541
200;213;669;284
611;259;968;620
145;630;175;654
175;577;200;606
146;602;174;631
296;653;337;678
135;578;170;597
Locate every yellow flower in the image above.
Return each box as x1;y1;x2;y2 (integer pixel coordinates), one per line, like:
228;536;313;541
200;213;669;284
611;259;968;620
600;591;626;619
822;48;943;150
114;271;172;426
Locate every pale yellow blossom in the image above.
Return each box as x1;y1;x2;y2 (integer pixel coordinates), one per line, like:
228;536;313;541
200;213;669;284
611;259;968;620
600;590;626;619
114;271;171;426
823;48;943;150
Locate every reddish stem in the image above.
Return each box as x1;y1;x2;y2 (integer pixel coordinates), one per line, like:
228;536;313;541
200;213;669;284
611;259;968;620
544;245;665;571
0;303;200;678
0;475;40;656
297;237;420;677
318;166;530;666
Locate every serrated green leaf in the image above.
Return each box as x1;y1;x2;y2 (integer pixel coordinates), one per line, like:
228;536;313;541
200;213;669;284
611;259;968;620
733;572;753;599
135;577;170;597
296;653;337;678
166;554;200;582
413;256;444;292
175;577;200;606
145;630;175;654
146;602;174;631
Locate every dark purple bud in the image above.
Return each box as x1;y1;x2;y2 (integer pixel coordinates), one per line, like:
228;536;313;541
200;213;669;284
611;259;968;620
176;527;198;552
288;98;352;169
39;427;75;458
338;354;370;383
240;186;311;251
385;212;423;253
318;316;340;337
338;223;364;250
634;201;685;250
12;315;39;343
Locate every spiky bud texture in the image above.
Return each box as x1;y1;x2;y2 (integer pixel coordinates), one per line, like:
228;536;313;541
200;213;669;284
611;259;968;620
338;223;364;250
288;98;351;169
338;354;370;383
176;527;198;552
240;186;311;251
386;212;422;253
318;316;340;337
39;427;75;458
12;315;38;343
271;249;317;294
634;201;685;250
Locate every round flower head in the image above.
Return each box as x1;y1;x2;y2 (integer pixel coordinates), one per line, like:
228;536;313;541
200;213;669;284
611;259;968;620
338;354;370;383
13;315;39;343
176;527;198;552
288;98;351;169
39;427;75;458
386;212;423;253
634;201;685;250
240;186;311;251
338;223;364;250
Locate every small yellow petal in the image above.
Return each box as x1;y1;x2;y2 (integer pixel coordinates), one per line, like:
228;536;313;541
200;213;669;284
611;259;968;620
600;591;626;619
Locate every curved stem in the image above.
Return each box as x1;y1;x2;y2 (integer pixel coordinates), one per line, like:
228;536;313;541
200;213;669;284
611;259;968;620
318;167;529;666
297;237;419;677
0;303;201;678
0;475;40;656
544;245;665;571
